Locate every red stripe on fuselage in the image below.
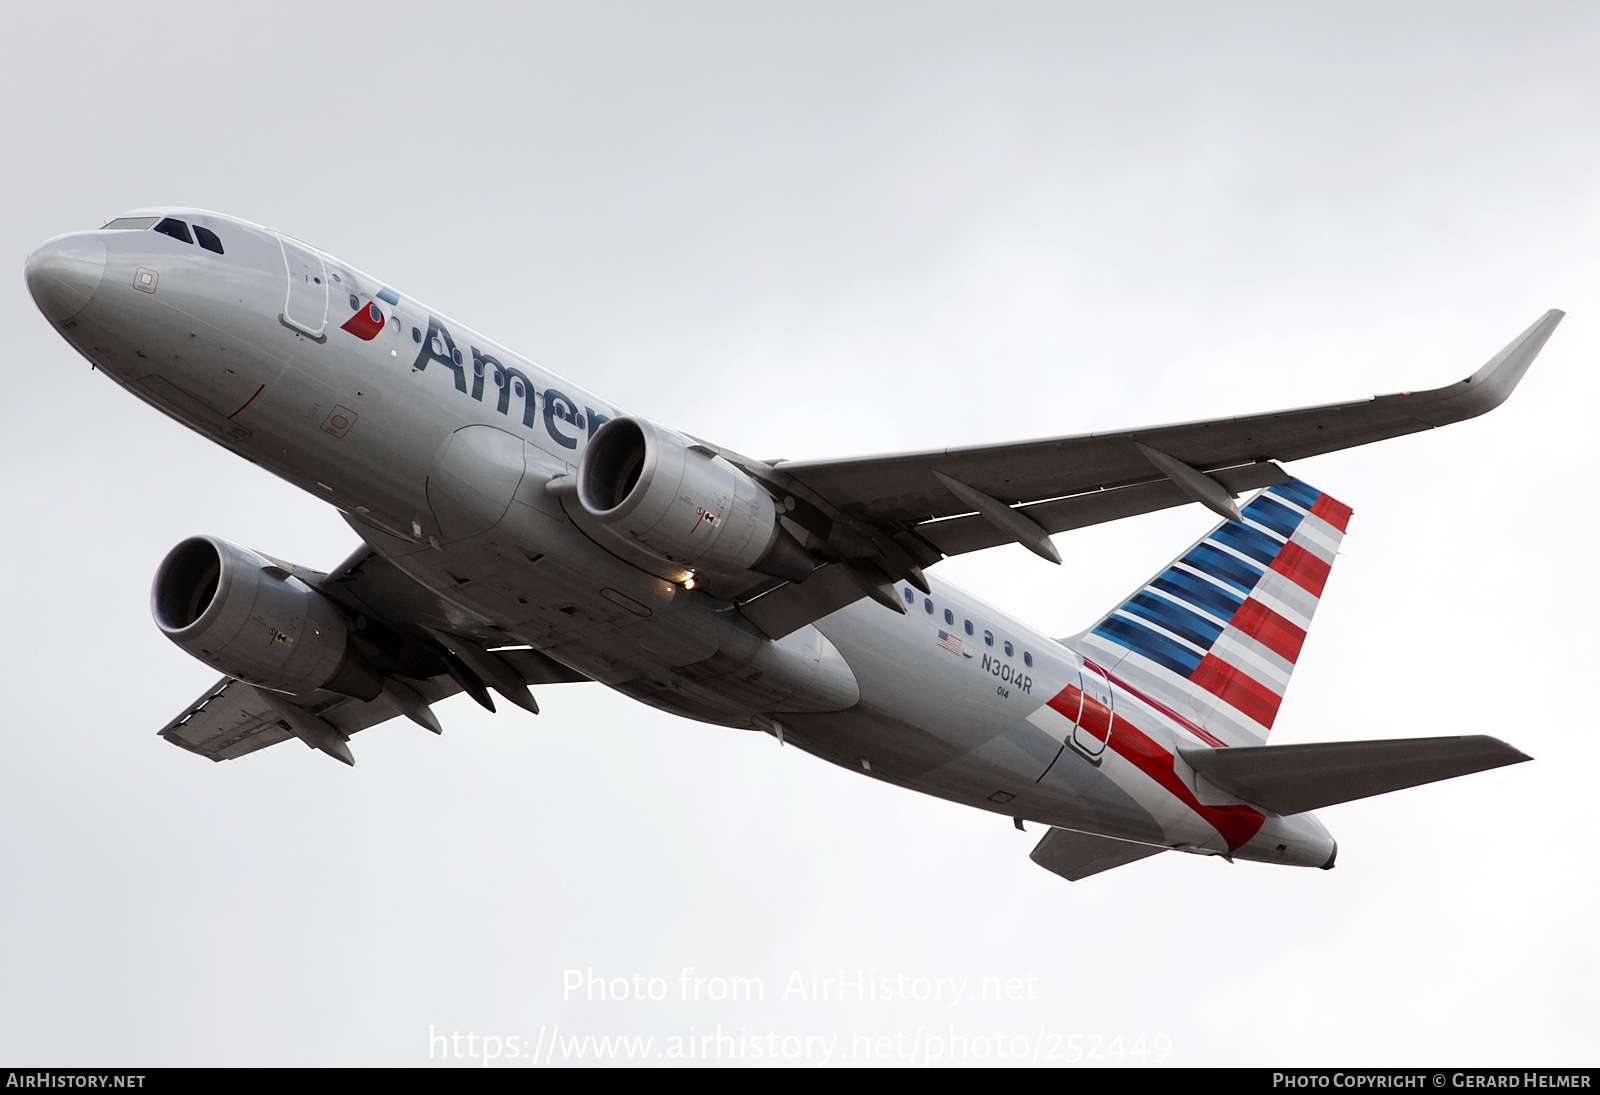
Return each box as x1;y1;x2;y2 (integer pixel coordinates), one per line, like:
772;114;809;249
1045;685;1109;743
1047;686;1082;722
1104;716;1265;851
1078;697;1111;744
1191;654;1282;729
1310;494;1353;533
1271;541;1332;598
1230;599;1307;663
1039;676;1263;849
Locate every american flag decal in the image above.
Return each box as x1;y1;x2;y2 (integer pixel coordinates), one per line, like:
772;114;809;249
936;630;963;655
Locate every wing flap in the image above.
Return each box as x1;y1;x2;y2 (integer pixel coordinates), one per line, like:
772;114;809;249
159;673;469;763
1177;735;1531;816
160;678;296;762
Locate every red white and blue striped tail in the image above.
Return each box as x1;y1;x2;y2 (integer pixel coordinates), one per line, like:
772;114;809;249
1071;477;1352;746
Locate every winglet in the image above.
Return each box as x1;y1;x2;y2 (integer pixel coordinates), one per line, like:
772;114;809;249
1402;309;1563;425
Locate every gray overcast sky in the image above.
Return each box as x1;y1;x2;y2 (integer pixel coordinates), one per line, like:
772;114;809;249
2;1;1595;1066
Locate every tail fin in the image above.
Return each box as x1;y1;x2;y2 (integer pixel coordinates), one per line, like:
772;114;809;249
1070;478;1351;746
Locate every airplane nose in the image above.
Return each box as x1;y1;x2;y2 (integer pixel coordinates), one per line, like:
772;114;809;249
25;233;107;325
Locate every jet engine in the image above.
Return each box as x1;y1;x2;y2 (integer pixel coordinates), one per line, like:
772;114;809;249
152;536;384;700
576;417;813;581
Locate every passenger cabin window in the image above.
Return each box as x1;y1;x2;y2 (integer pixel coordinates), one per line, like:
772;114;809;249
964;620;974;636
923;599;933;615
943;609;954;625
193;225;224;254
1024;652;1034;667
903;588;914;604
984;630;994;646
1004;641;1014;657
153;218;193;245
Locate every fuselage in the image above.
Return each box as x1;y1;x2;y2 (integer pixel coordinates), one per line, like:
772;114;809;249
25;208;1335;869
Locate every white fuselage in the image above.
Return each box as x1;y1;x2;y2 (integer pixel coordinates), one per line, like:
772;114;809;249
26;209;1335;869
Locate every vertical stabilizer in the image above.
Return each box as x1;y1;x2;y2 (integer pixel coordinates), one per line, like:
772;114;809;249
1070;478;1351;745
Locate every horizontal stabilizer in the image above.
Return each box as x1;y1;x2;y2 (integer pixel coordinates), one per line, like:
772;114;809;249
1177;735;1531;816
1029;826;1166;881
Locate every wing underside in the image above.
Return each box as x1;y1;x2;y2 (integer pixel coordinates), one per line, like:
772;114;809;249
160;673;458;762
157;545;591;764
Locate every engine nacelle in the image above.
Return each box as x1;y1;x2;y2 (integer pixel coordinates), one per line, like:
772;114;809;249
151;536;383;700
576;417;813;581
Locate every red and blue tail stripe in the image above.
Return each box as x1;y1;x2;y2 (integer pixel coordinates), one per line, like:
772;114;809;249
1072;477;1351;745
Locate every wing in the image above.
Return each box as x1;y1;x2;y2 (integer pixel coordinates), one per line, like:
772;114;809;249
158;546;590;765
736;311;1561;638
160;673;461;762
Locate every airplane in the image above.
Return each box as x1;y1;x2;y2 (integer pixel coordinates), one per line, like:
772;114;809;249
24;208;1561;882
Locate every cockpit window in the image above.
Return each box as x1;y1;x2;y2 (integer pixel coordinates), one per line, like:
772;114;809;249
193;225;224;254
101;216;160;231
153;218;194;245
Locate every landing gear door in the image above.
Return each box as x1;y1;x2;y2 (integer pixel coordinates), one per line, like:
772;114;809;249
426;425;528;543
278;234;328;340
1072;660;1115;761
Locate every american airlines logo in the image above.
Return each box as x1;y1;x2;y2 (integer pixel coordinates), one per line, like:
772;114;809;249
410;316;616;454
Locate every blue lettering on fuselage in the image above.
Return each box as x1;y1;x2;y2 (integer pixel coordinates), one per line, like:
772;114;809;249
412;316;467;392
411;315;615;448
543;387;580;449
468;346;491;402
491;358;539;429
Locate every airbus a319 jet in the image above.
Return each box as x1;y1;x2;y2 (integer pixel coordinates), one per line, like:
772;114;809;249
25;209;1560;881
